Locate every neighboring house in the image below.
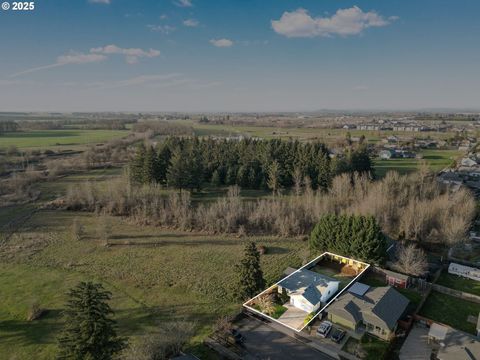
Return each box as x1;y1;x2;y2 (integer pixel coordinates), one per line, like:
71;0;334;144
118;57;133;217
448;262;480;282
277;269;339;313
327;284;409;340
435;328;480;360
461;157;478;167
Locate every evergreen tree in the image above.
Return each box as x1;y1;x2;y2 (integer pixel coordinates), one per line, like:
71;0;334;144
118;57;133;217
309;214;386;264
142;146;156;184
267;160;281;195
57;282;126;360
130;144;146;183
236;242;265;300
211;169;222;186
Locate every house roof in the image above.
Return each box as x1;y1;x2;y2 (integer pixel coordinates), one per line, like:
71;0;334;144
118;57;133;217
437;330;480;360
278;268;337;294
299;284;322;306
327;286;409;330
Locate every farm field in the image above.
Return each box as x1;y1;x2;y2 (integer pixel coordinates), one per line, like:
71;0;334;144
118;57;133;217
183;120;455;145
0;129;130;150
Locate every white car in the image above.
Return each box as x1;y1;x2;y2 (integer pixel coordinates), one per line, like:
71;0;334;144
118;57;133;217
316;321;333;338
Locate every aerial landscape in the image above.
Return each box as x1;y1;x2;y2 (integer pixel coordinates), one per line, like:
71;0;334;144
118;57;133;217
1;1;480;360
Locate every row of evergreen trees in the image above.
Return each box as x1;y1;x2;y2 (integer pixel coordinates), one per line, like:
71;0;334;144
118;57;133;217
309;214;386;264
129;137;373;191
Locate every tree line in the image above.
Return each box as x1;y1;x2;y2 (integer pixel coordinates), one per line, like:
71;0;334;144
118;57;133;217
129;137;373;191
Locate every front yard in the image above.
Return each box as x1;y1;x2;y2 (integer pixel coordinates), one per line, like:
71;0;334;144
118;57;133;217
343;335;390;360
418;291;480;334
436;271;480;297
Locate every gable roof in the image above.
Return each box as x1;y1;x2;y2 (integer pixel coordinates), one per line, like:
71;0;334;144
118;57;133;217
327;286;409;330
298;284;322;305
278;268;337;294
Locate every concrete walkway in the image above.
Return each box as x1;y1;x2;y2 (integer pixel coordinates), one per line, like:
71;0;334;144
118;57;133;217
277;303;308;330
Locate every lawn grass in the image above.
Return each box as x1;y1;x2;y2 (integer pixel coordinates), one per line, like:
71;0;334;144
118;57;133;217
436;271;480;297
419;291;480;334
0;129;129;150
271;305;288;319
361;335;390;360
0;263;155;360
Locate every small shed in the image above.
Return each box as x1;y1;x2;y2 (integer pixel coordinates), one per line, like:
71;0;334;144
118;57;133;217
383;269;411;289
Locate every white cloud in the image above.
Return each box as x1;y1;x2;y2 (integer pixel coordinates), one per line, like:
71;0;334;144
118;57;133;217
11;52;107;77
90;44;160;63
160;14;168;20
11;44;160;77
88;0;110;4
210;38;234;48
147;24;176;34
271;6;395;38
183;19;199;27
174;0;192;8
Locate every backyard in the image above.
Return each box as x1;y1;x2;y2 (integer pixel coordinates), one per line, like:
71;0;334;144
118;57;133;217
436;271;480;297
418;291;480;334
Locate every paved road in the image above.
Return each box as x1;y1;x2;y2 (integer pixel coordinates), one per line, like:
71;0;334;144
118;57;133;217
237;317;334;360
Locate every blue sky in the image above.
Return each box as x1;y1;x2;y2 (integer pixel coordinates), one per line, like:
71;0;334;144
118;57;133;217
0;0;479;112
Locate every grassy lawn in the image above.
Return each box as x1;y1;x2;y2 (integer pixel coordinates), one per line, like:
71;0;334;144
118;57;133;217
361;335;390;360
0;129;129;150
271;305;288;319
0;203;306;359
436;271;480;297
343;335;390;360
0;263;154;360
419;291;480;334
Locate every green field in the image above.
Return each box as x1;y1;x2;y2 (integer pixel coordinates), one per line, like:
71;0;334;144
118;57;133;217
374;149;460;178
0;165;306;359
419;291;480;334
0;129;129;150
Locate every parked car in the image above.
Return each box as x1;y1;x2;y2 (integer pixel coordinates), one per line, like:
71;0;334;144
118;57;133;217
316;321;332;338
330;328;346;343
229;329;245;344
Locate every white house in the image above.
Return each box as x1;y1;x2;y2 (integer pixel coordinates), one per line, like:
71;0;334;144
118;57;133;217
277;269;340;313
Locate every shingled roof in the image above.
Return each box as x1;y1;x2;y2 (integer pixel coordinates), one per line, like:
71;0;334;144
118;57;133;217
327;286;409;330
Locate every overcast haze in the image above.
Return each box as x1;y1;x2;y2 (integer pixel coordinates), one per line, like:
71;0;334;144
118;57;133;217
0;0;479;112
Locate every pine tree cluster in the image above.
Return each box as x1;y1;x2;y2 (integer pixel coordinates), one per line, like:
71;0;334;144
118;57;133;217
309;214;386;264
129;137;373;191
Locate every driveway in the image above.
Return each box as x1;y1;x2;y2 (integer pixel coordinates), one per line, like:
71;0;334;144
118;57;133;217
236;317;335;360
277;303;308;330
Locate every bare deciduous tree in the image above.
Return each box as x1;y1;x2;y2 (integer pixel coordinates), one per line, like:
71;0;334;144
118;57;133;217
393;243;428;276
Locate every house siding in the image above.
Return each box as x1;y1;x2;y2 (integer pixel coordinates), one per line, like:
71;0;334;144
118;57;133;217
328;313;356;330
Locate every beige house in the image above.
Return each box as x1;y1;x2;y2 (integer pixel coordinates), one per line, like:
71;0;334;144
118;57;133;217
326;284;409;340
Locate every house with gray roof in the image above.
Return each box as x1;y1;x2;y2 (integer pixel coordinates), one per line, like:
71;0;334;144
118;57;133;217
326;284;409;340
277;269;340;313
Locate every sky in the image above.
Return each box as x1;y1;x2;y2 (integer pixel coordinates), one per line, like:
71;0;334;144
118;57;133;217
0;0;479;112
